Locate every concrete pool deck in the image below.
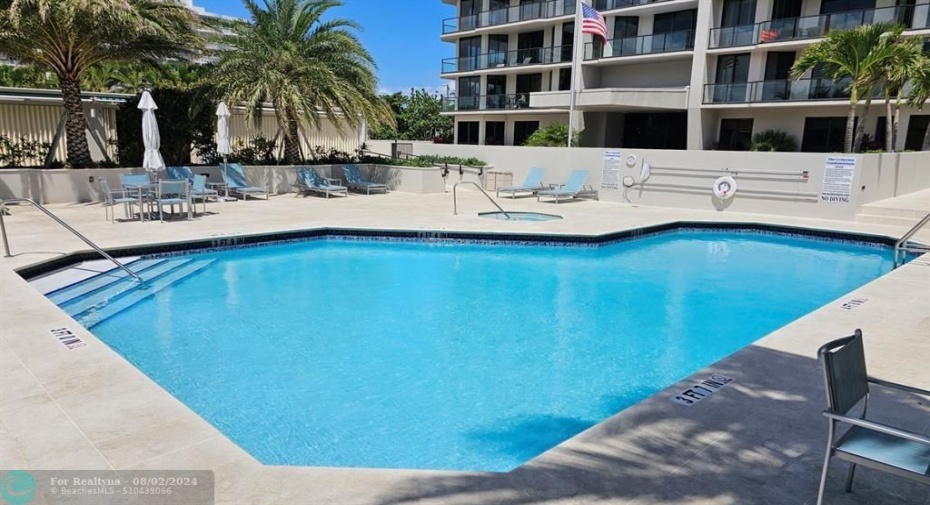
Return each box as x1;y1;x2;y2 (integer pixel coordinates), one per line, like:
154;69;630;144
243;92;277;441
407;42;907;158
1;190;928;505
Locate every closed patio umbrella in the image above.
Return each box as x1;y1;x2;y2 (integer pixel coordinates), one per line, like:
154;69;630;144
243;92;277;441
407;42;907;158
216;102;234;200
138;91;165;179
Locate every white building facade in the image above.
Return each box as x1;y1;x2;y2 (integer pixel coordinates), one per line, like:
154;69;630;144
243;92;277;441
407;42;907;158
440;0;930;152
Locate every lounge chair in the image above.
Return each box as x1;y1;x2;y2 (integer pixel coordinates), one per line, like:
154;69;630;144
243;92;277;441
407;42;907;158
816;329;930;505
342;164;387;195
536;169;598;203
221;163;269;200
293;167;348;198
497;167;546;198
165;166;195;181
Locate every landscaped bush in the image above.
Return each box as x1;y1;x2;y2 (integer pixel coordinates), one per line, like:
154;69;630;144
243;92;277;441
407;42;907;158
523;123;579;147
0;135;52;168
750;130;798;152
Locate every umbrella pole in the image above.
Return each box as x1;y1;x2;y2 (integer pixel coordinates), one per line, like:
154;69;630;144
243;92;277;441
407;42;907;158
221;156;235;201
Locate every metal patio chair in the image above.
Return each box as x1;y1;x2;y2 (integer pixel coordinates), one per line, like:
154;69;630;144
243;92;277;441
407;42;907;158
816;329;930;505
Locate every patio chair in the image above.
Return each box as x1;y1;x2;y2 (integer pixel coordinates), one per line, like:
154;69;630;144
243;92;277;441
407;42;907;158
99;179;139;222
221;163;269;200
119;173;151;189
153;179;192;222
165;166;195;181
293;167;348;199
496;167;546;198
815;329;930;505
189;174;218;214
342;164;387;195
536;169;599;203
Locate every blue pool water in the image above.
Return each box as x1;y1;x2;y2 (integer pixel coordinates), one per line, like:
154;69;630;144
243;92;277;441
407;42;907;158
79;231;893;471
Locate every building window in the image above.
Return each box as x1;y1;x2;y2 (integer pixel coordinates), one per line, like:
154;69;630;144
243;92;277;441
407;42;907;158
558;68;572;91
457;76;480;111
652;10;697;51
623;113;688;149
904;115;930;151
485;121;505;145
457;121;480;145
801;117;848;152
717;119;754;151
713;53;750;103
514;121;540;146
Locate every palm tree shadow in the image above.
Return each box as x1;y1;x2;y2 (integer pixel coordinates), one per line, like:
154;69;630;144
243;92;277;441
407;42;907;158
377;345;930;505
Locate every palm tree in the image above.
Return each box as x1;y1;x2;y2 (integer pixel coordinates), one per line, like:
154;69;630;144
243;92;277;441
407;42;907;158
880;35;924;152
213;0;394;163
792;23;904;153
0;0;204;167
907;56;930;150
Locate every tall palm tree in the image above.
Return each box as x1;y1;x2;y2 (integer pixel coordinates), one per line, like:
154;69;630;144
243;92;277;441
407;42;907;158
792;23;904;153
0;0;204;167
881;35;924;152
213;0;394;163
907;56;930;150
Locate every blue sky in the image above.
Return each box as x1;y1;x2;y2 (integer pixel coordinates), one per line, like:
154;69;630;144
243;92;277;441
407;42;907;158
195;0;456;95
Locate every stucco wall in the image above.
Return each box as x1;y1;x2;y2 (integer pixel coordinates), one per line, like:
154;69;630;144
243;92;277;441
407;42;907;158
598;61;693;88
367;141;930;221
0;164;446;204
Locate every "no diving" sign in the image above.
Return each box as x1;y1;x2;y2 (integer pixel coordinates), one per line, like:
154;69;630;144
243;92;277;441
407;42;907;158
671;374;733;406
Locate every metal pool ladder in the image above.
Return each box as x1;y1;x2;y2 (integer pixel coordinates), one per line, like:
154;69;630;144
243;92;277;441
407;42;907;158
453;182;511;219
0;198;142;283
893;209;930;268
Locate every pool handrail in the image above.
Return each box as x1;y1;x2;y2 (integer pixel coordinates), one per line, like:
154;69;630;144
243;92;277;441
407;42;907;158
894;209;930;268
0;198;143;283
453;182;511;219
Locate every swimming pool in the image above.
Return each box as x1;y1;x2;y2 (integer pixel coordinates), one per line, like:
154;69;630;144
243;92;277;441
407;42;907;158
48;229;896;472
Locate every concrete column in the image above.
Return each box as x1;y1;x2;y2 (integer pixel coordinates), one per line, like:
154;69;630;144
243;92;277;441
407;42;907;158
478;118;487;145
686;1;714;149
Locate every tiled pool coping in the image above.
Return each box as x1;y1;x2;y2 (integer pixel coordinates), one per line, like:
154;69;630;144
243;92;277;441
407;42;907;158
1;194;928;505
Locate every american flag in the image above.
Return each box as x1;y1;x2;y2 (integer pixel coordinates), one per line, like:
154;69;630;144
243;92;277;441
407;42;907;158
581;4;608;40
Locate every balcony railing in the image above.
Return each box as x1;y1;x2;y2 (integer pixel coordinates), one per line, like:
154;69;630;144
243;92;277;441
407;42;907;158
592;0;680;11
585;30;695;60
442;0;577;34
441;93;534;112
701;78;887;104
709;4;929;49
442;46;570;74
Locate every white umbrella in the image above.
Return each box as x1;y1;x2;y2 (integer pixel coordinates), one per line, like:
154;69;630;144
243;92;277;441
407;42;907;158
216;102;234;200
138;91;165;178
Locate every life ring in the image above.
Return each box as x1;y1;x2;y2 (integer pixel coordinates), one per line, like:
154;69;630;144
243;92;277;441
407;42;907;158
713;176;737;200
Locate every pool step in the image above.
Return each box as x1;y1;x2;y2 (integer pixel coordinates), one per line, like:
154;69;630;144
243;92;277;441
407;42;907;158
47;258;166;305
72;258;216;328
58;259;191;317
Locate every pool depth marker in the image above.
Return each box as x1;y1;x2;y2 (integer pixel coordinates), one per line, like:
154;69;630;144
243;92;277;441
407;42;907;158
671;374;733;406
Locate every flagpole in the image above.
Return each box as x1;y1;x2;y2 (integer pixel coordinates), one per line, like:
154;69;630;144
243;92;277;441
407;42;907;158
567;0;584;147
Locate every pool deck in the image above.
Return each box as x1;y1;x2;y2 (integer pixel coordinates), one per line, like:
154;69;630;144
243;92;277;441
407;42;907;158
1;190;929;505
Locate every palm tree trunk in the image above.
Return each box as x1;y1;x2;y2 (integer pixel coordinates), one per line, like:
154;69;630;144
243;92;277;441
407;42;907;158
59;76;94;167
283;118;302;164
922;121;930;150
853;94;872;153
884;90;893;152
892;91;903;151
844;100;857;153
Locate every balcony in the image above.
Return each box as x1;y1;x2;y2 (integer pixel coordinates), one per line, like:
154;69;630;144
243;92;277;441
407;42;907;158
441;46;570;74
702;78;875;104
592;0;681;10
530;87;689;109
585;30;695;60
709;4;930;49
441;93;534;112
442;0;576;35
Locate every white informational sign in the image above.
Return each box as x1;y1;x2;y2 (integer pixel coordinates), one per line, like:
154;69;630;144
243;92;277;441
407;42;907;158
820;156;856;204
601;150;622;190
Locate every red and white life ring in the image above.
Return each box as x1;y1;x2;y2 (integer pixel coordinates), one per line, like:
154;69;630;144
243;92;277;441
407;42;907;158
713;176;737;200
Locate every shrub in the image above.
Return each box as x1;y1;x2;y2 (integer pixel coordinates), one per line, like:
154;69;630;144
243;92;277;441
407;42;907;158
0;135;52;168
750;130;798;152
524;123;579;147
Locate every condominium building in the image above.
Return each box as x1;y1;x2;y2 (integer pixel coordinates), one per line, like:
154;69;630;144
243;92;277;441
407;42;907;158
440;0;930;152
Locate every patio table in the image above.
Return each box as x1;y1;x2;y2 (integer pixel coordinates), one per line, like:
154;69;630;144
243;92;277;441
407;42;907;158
122;183;156;221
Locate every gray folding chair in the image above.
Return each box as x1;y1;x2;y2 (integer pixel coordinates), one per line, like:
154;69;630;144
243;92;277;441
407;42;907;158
816;329;930;505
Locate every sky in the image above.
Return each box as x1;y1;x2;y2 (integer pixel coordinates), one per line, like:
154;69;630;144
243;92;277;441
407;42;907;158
194;0;457;96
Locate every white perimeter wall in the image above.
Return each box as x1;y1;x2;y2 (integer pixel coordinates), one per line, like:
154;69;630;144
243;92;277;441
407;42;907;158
368;140;930;221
